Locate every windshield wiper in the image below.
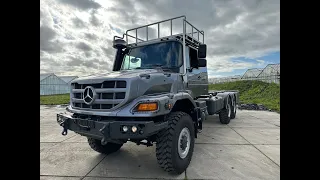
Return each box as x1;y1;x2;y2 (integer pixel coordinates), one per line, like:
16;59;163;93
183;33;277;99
151;64;179;69
133;64;163;70
134;64;179;70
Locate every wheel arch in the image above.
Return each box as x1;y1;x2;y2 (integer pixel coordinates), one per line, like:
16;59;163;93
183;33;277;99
171;98;196;119
170;96;199;138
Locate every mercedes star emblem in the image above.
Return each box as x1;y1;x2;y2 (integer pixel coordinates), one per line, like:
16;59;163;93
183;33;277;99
83;86;96;105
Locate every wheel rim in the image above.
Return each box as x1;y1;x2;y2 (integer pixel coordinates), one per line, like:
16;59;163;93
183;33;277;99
234;100;237;113
178;127;191;159
227;103;231;118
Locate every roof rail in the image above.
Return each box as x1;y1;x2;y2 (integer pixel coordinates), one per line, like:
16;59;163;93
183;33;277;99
113;15;204;47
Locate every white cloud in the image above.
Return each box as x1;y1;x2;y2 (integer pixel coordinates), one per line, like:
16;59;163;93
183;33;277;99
256;59;265;66
40;0;280;77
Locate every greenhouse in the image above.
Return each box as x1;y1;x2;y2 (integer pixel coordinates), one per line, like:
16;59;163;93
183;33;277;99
58;76;78;85
241;68;263;80
209;75;241;84
209;63;280;84
257;63;280;84
40;73;78;95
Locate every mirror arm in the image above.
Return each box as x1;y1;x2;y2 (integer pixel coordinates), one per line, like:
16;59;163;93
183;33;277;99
187;67;193;72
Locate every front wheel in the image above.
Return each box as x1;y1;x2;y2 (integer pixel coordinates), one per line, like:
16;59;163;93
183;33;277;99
156;111;195;174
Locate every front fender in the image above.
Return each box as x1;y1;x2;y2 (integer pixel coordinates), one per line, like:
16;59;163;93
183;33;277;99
172;92;197;108
116;92;197;117
116;94;173;117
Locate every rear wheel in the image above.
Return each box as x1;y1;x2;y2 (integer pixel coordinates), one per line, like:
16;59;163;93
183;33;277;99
230;97;237;119
219;99;231;124
156;111;195;174
87;137;123;154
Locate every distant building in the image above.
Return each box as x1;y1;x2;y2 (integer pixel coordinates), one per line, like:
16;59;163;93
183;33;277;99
58;76;78;85
241;68;264;80
257;64;280;84
209;63;280;84
40;73;78;95
209;75;241;84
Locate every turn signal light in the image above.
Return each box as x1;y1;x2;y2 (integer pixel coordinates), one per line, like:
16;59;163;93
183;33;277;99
136;102;158;111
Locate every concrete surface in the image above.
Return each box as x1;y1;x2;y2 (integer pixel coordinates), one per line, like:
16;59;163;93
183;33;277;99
40;105;280;180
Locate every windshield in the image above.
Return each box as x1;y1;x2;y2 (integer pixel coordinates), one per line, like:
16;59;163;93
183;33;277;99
120;41;183;71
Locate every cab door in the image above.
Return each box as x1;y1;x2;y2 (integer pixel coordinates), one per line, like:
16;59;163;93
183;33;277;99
186;46;208;98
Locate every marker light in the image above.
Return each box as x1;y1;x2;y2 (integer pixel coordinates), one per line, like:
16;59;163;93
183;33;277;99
136;102;158;111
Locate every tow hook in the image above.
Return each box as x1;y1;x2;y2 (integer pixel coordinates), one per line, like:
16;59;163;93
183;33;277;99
61;123;68;136
57;114;68;136
101;138;108;145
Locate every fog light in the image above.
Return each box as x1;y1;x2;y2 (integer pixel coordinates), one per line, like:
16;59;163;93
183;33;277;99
123;126;128;132
132;126;137;133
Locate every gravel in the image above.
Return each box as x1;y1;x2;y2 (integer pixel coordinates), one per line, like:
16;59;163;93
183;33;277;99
238;103;271;111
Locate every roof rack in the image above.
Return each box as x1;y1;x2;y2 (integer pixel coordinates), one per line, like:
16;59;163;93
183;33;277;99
113;15;204;48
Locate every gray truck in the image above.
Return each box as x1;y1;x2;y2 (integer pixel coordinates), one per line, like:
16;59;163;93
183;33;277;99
57;16;239;174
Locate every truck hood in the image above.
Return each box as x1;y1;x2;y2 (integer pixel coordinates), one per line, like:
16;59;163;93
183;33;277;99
69;68;185;111
72;69;169;84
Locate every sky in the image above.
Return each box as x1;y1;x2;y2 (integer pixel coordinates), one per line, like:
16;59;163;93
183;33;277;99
40;0;280;78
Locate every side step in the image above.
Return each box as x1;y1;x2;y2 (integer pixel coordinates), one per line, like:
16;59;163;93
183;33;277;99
194;100;206;134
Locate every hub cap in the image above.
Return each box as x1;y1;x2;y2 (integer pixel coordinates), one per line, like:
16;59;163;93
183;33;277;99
178;127;191;159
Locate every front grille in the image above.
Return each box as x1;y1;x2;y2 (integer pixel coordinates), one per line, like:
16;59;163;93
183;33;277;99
71;80;127;110
102;93;113;99
115;92;126;99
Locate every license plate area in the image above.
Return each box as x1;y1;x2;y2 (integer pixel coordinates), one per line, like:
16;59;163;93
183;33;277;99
74;119;95;129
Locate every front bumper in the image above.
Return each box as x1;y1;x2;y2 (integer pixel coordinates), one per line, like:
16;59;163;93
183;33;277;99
57;113;168;140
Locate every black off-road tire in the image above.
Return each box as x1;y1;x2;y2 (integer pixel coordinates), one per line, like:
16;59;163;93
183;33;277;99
156;111;195;174
219;99;231;124
230;97;237;119
87;137;123;154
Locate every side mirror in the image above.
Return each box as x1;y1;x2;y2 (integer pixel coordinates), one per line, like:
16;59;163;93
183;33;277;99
113;39;127;49
198;59;207;67
130;57;139;63
198;44;206;58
